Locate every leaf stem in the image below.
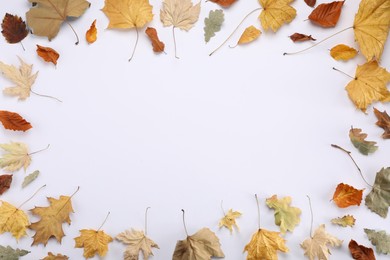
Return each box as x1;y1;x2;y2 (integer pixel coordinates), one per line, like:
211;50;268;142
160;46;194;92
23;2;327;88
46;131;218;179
255;194;260;230
28;144;50;156
145;207;151;235
17;184;46;209
332;67;355;79
172;26;179;59
220;200;226;216
181;209;189;236
65;21;79;45
209;8;261;56
128;27;139;62
20;41;25;51
306;195;314;238
56;186;80;216
97;212;110;231
30;90;62;102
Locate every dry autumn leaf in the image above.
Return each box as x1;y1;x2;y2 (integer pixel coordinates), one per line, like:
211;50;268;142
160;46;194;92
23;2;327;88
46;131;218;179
204;9;224;43
364;229;390;254
116;228;159;259
219;208;241;233
259;0;297;32
301;224;343;260
237;26;261;45
344;61;390;112
0;245;29;259
353;0;390;61
374;108;390;139
308;1;345;28
333;183;363;208
265;195;301;233
0;142;31;172
42;252;69;260
86;20;97;44
289;33;316;42
210;0;237;8
22;170;40;188
1;13;28;44
365;167;390;218
74;229;113;259
331;215;356;227
348;240;375;260
0;174;12;195
145;27;165;53
349;127;378;155
0;201;29;240
330;44;358;61
305;0;316;8
36;45;60;65
0;110;32;132
26;0;90;43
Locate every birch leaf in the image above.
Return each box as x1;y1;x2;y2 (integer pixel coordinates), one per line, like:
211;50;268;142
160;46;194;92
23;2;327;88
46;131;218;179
0;245;29;260
348;240;375;260
0;142;31;172
116;228;159;260
330;44;358;61
364;229;390;254
332;183;364;208
265;195;301;233
1;14;28;44
22;170;40;188
365;167;390;218
209;0;237;8
0;110;32;132
237;26;261;45
204;9;224;43
308;1;345;27
0;174;12;194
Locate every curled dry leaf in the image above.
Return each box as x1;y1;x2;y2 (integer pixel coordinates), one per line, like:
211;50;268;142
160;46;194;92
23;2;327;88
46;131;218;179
22;170;40;188
331;215;356;227
265;195;301;233
259;0;297;32
0;110;32;132
364;229;390;254
145;27;165;53
86;19;97;44
244;228;289;259
373;108;390;139
330;44;358;61
0;142;31;172
332;183;364;208
365;167;390;218
204;9;224;43
116;228;159;260
304;0;316;8
74;229;113;259
42;252;69;260
237;26;261;45
289;33;316;42
349;127;378;155
0;245;29;259
1;13;29;44
348;240;375;260
209;0;237;8
218;208;241;233
308;1;344;27
36;45;60;65
0;201;30;240
0;174;12;195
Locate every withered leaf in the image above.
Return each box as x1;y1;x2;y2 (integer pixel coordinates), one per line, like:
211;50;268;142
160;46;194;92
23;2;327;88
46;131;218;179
218;208;241;233
36;45;59;65
0;110;32;132
331;215;356;227
237;26;261;45
373;108;390;139
348;240;375;260
305;0;316;7
364;229;390;254
22;170;40;188
330;44;358;61
349;127;378;155
259;0;297;32
1;13;29;44
210;0;237;8
86;19;97;44
244;228;289;259
42;252;69;260
265;195;301;233
0;200;30;240
333;183;364;208
0;245;29;259
116;228;159;260
365;167;390;218
0;174;12;195
308;1;345;27
0;142;31;172
145;27;165;53
289;33;316;42
204;9;224;43
74;229;113;258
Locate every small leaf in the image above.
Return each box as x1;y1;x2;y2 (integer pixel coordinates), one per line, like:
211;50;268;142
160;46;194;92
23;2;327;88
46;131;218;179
305;0;316;7
86;19;97;44
0;110;32;132
218;208;241;233
265;195;301;233
364;229;390;254
333;183;364;208
331;215;356;227
244;228;289;259
308;1;345;27
348;240;375;260
0;142;31;172
22;170;40;188
365;167;390;218
209;0;237;8
145;27;165;53
0;174;12;195
349;127;378;155
0;245;29;260
373;108;390;139
74;229;113;259
1;13;29;44
289;33;316;42
41;252;69;260
237;26;261;45
36;45;60;65
204;9;224;43
330;44;358;61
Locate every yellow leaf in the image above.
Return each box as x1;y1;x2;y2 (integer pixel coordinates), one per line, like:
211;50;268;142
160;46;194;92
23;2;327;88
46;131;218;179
345;61;390;112
75;229;113;259
42;252;69;260
0;201;29;240
265;195;301;233
238;26;261;45
0;142;30;172
244;228;289;260
259;0;296;32
116;228;159;259
331;215;356;227
353;0;390;61
330;44;358;61
86;20;97;44
160;0;201;31
218;209;242;233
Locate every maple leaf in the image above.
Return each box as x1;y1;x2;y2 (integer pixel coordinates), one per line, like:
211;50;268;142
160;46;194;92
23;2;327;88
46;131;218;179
308;1;344;28
0;110;32;132
332;183;363;208
0;245;29;259
244;228;288;260
204;9;224;43
42;252;69;260
349;128;378;155
301;224;343;260
173;228;225;260
237;26;261;45
36;45;60;65
258;0;297;32
86;20;97;44
365;167;390;218
145;27;165;53
331;215;356;227
364;229;390;254
26;0;90;42
265;195;301;233
345;61;390;112
374;108;390;139
0;201;29;240
74;229;113;259
353;0;390;61
0;142;31;172
218;208;242;233
29;195;74;246
0;57;38;101
210;0;237;8
0;174;13;195
116;228;159;260
1;13;28;44
348;240;375;260
289;33;316;42
330;44;358;61
22;170;40;188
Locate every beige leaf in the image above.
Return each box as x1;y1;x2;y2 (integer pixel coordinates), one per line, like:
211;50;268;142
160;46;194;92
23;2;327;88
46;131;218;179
160;0;201;31
0;142;30;172
218;209;242;233
116;228;159;260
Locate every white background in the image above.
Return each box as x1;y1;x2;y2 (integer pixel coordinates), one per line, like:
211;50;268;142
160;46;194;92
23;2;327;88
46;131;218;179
0;0;389;259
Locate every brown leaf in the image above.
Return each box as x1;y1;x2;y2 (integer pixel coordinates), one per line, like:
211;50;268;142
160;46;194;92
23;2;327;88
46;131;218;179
145;27;165;53
0;174;12;195
349;240;376;260
289;33;316;42
0;110;32;132
86;19;97;44
374;108;390;139
1;13;28;44
305;0;316;7
308;1;345;27
333;183;363;208
41;252;69;260
209;0;237;8
36;45;60;65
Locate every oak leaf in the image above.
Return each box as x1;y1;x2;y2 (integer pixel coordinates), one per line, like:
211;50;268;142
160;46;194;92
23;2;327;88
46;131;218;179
333;183;363;208
349;127;378;155
0;174;12;195
0;245;29;259
244;228;288;260
29;195;74;245
265;195;301;233
289;33;316;42
36;45;59;65
0;110;32;132
86;20;97;44
1;14;28;44
374;108;390;139
74;229;113;259
26;0;90;41
353;0;390;61
365;167;390;218
204;9;224;43
301;224;343;260
210;0;237;8
331;215;356;227
345;61;390;112
364;229;390;254
305;0;316;8
330;44;358;61
173;228;224;260
0;142;31;172
22;170;40;188
116;228;159;260
42;252;69;260
0;201;29;240
308;1;344;28
218;208;241;233
145;27;165;53
237;26;261;45
348;240;375;260
0;57;38;100
258;0;297;32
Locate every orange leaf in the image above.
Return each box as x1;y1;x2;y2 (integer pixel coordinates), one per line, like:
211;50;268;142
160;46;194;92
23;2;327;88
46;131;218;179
36;45;60;65
333;183;363;208
348;240;375;260
374;108;390;139
0;174;12;195
86;19;97;44
1;13;28;44
209;0;237;8
145;27;165;53
0;110;32;132
305;0;316;7
289;33;316;42
308;1;345;27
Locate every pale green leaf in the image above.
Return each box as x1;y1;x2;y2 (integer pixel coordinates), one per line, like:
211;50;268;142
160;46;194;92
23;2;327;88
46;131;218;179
21;170;39;188
364;228;390;254
0;245;29;260
204;9;224;43
265;195;301;233
349;127;378;155
365;167;390;218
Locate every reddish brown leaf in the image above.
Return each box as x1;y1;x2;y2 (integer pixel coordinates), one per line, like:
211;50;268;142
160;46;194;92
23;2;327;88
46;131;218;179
210;0;237;8
333;183;363;208
0;174;12;195
305;0;316;7
1;13;28;44
289;33;316;42
374;108;390;139
308;1;345;27
349;240;376;260
36;45;60;65
0;110;32;132
145;27;165;53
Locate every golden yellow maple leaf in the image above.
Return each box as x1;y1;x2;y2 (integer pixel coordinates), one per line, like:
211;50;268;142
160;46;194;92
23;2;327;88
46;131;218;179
330;44;358;61
0;142;31;172
345;61;390;112
74;229;113;259
116;228;159;259
259;0;296;32
353;0;390;61
244;228;289;260
265;195;301;233
29;196;74;246
0;201;29;240
238;26;261;45
219;209;242;233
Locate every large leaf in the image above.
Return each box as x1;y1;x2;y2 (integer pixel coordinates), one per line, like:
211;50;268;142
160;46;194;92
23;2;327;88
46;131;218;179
365;167;390;218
